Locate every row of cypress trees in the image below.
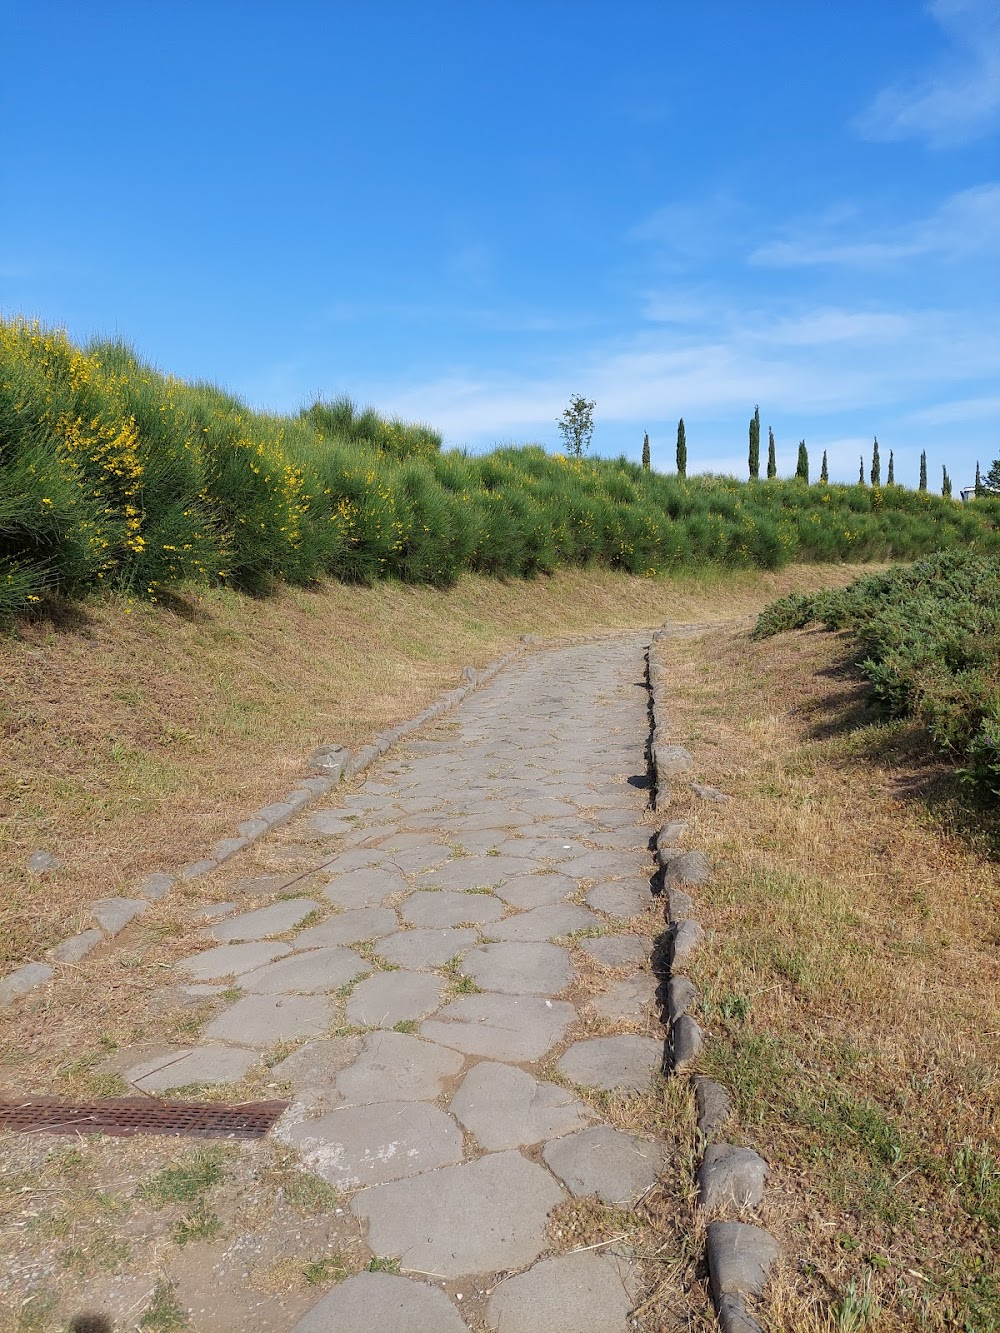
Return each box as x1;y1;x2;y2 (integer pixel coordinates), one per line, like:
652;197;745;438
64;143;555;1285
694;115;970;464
640;409;972;498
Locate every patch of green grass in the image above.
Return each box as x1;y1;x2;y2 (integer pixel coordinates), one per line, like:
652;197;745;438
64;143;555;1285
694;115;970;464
302;1254;348;1285
367;1256;400;1274
392;1019;419;1034
172;1207;223;1246
950;1139;1000;1228
136;1147;228;1209
282;1172;340;1215
139;1279;189;1331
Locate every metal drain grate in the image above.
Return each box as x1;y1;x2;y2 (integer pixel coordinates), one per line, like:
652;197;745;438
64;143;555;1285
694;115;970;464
0;1096;288;1140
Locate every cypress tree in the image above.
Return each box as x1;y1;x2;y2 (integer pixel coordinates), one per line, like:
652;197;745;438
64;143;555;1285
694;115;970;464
870;436;881;487
749;405;760;479
919;451;927;491
766;427;776;479
975;460;983;495
676;418;687;478
820;449;829;483
888;450;895;485
942;465;952;498
859;456;865;485
642;431;650;471
795;440;809;482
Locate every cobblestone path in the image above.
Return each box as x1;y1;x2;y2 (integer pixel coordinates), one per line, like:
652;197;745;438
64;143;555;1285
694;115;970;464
122;634;671;1331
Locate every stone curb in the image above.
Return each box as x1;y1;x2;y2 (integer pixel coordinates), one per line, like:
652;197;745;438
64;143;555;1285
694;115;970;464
645;634;778;1332
4;641;533;1011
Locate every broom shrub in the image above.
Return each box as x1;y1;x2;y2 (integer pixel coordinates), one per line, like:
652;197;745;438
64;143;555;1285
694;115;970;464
2;318;999;621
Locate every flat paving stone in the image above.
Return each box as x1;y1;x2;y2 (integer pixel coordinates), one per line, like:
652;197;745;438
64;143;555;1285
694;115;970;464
494;873;577;908
306;811;355;836
400;890;505;929
346;970;447;1028
90;897;147;935
542;1124;665;1204
456;808;535;831
559;850;645;880
291;1272;467;1333
204;994;333;1046
420;992;574;1061
490;903;600;943
374;928;479;970
271;1036;363;1118
461;942;573;995
486;1251;634;1333
352;1150;565;1279
515;796;578;817
336;1031;464;1104
450;1061;592;1150
590;828;651;850
591;973;659;1022
557;1035;664;1092
505;837;590;861
384;845;451;873
283;1100;462;1189
585;882;651;917
293;907;398;948
207;898;322;942
579;935;649;969
319;849;388;874
123;1045;259;1092
323;868;409;909
240;946;371;995
179;940;291;982
417;855;539;891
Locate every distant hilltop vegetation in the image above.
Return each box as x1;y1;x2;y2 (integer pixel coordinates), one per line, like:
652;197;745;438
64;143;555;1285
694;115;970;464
2;318;998;621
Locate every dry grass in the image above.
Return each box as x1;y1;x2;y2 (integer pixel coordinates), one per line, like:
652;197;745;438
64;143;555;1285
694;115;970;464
0;564;867;969
652;620;1000;1331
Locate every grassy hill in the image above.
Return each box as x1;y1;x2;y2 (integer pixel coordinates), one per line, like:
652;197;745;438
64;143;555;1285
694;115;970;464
3;317;998;620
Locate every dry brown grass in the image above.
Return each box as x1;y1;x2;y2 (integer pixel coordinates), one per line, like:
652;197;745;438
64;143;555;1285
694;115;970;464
652;620;1000;1331
0;564;867;969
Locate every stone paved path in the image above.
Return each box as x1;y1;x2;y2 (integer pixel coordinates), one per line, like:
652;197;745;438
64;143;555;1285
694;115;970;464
122;635;669;1331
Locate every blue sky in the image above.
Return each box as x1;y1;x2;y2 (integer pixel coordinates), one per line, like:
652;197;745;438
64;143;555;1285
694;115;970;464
3;1;998;487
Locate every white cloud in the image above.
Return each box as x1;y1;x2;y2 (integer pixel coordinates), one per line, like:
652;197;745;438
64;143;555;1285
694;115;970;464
750;184;1000;268
359;303;1000;447
905;394;1000;425
854;0;1000;147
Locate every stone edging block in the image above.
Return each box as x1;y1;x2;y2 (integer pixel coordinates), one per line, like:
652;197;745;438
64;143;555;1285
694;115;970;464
707;1222;779;1333
646;635;779;1330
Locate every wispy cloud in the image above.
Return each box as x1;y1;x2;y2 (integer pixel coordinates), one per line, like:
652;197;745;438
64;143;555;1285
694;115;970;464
359;303;1000;446
750;183;1000;268
854;0;1000;147
904;394;1000;425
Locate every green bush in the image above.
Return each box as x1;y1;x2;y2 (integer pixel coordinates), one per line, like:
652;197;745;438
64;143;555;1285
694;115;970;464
2;318;999;623
753;551;1000;798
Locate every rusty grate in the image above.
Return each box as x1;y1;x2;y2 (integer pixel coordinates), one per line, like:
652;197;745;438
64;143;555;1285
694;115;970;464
0;1096;288;1140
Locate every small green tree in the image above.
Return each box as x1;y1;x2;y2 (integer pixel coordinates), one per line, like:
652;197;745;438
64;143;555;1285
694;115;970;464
641;431;650;471
795;440;809;482
975;460;983;495
556;394;595;458
749;405;760;480
859;456;865;485
676;418;687;478
942;465;952;498
887;450;895;485
820;449;829;483
767;427;776;479
870;436;881;487
984;456;1000;490
919;451;928;491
